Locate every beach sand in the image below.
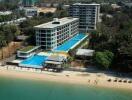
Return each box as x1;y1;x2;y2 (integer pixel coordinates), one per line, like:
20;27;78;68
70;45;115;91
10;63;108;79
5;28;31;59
0;66;132;90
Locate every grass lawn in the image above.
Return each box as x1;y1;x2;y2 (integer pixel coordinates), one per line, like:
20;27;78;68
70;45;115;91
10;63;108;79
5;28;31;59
19;46;36;52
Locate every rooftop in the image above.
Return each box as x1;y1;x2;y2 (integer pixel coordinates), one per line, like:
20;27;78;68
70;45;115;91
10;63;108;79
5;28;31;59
34;17;78;29
37;7;56;13
72;3;100;6
46;55;65;62
19;46;40;53
76;49;95;56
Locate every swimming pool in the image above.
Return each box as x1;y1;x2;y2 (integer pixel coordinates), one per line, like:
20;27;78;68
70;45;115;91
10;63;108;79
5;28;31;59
54;33;88;52
19;55;47;69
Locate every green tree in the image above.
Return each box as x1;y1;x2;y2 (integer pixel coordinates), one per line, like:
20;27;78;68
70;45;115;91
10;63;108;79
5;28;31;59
100;5;113;14
2;24;20;43
94;51;114;69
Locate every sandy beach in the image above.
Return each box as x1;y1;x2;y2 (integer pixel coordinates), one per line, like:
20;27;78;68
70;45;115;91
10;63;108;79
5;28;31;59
0;66;132;90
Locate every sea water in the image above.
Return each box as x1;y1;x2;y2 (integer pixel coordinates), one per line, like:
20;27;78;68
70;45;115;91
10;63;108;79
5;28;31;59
0;76;131;100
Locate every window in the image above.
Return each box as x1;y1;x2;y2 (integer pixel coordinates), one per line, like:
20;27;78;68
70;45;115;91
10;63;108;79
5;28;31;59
47;30;51;33
47;38;51;41
47;34;51;37
41;42;46;45
41;46;46;49
47;42;51;45
41;30;46;33
41;34;46;37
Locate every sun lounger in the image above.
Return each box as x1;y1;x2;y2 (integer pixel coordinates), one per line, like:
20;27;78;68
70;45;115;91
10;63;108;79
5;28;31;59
118;80;122;82
128;80;132;83
107;79;111;82
114;79;117;82
123;80;127;83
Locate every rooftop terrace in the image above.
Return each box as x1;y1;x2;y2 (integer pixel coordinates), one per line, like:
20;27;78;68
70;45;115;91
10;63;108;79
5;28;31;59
19;46;40;53
73;3;100;6
34;17;78;29
20;46;35;52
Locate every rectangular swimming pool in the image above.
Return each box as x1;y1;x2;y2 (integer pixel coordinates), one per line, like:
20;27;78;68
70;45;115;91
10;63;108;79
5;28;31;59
19;55;47;69
54;33;88;52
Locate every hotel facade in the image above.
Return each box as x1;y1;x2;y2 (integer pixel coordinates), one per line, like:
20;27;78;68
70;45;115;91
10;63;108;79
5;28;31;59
69;3;100;33
34;17;79;51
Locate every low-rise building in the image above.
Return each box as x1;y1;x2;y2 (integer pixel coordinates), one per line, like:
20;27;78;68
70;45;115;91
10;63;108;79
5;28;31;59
40;3;52;7
17;46;40;58
111;4;121;9
0;11;12;15
76;49;95;57
23;7;38;17
0;17;26;26
75;49;95;61
45;55;66;70
63;5;70;9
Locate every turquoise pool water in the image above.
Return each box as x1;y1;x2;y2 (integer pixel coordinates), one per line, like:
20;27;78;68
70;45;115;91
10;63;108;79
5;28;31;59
54;33;88;52
0;77;132;100
19;55;47;68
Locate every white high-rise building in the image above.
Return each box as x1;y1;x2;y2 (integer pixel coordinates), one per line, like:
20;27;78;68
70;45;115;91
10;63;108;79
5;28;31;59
69;3;100;33
34;17;79;51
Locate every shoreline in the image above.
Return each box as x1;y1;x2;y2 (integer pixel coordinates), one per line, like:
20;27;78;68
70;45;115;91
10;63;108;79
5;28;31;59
0;66;132;91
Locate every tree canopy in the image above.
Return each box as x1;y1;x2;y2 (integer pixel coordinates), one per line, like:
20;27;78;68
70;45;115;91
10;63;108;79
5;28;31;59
0;24;20;48
90;5;132;71
94;51;114;70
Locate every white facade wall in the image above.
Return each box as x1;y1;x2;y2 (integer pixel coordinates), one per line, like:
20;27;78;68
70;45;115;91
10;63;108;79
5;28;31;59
69;3;100;33
35;17;79;51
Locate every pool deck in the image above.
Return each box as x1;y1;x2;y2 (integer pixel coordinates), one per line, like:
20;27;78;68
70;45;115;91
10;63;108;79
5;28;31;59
54;33;88;53
17;33;88;69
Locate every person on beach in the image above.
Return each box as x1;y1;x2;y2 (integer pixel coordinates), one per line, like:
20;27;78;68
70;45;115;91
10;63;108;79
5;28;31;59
7;66;8;70
94;80;98;85
88;79;90;83
66;75;70;77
